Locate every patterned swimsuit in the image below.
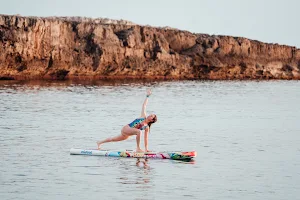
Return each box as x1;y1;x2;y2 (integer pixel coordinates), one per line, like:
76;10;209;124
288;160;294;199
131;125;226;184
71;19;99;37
128;118;148;130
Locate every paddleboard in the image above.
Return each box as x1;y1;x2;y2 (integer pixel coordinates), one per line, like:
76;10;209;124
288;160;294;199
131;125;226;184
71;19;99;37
70;148;196;161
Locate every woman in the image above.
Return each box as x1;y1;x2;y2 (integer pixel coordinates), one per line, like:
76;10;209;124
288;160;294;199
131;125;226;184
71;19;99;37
97;89;157;152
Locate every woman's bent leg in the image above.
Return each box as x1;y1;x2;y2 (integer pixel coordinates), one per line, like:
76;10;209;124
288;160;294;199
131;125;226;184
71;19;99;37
97;134;129;149
122;125;144;152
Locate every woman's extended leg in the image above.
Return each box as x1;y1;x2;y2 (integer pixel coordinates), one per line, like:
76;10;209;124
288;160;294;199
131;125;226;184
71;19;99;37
97;134;129;149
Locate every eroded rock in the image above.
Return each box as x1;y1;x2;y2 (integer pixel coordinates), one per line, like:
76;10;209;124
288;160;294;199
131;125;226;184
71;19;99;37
0;14;299;80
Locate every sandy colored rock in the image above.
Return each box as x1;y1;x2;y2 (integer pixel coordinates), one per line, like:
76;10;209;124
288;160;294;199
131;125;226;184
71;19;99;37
0;14;299;80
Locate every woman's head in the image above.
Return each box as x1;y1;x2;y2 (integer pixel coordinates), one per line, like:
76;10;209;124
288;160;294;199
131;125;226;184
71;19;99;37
146;114;157;131
146;114;157;125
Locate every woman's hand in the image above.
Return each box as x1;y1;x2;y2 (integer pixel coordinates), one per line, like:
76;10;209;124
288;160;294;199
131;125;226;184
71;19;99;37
146;89;152;97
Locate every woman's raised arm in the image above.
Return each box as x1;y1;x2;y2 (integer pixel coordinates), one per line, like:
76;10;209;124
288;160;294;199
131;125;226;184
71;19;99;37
140;89;152;118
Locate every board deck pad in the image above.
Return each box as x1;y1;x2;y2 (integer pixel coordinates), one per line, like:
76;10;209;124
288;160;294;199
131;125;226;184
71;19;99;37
70;148;196;161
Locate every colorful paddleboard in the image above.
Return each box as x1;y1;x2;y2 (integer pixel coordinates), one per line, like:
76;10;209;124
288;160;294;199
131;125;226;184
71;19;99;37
70;148;196;161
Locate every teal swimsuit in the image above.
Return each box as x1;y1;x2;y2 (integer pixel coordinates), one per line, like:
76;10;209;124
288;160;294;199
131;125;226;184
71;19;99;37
128;118;148;130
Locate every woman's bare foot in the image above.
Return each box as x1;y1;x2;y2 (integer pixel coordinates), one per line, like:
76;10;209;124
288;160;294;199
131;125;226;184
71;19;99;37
96;142;101;150
136;148;144;153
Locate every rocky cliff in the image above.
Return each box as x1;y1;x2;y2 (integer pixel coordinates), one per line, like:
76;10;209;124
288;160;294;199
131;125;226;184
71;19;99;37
0;14;300;80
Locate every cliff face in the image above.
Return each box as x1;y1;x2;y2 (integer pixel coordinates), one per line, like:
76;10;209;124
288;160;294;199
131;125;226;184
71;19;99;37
0;14;300;80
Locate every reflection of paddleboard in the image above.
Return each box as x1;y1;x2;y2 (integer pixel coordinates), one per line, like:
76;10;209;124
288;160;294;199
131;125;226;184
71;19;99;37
70;148;197;161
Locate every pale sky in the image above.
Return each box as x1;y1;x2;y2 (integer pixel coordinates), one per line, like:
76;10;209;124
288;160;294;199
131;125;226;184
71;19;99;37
1;0;299;47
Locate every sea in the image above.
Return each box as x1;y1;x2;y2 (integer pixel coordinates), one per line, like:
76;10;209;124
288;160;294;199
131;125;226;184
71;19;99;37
0;79;299;200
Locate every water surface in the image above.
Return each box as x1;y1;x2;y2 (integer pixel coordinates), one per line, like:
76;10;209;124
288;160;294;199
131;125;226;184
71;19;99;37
0;80;300;200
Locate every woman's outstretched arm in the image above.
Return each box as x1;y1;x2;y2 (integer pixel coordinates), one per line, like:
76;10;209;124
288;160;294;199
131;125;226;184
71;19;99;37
144;127;149;151
140;89;152;118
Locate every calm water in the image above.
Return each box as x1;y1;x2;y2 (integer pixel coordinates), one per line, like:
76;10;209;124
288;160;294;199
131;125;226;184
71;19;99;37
0;80;300;200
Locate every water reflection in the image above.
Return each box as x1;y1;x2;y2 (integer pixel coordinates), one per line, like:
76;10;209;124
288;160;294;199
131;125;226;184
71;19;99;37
170;159;196;165
0;79;164;88
136;158;150;169
118;158;151;186
117;157;195;187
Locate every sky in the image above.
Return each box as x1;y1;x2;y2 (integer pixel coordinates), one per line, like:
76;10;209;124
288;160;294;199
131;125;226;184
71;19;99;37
1;0;299;48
